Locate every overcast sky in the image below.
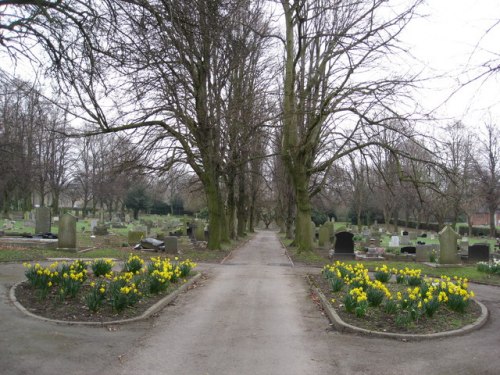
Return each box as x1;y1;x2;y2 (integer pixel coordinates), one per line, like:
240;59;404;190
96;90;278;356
400;0;500;128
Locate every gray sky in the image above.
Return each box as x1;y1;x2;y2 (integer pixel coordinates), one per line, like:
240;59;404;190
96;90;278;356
400;0;500;127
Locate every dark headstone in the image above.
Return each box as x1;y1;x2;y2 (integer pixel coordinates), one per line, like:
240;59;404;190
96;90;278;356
402;231;409;236
468;244;490;262
164;236;178;254
420;233;427;238
334;232;354;254
35;207;51;234
401;246;416;254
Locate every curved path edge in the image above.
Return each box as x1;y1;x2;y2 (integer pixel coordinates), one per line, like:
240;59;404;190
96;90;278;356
9;272;202;326
308;276;489;341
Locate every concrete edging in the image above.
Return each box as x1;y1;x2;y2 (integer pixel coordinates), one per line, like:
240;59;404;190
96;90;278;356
10;272;202;326
309;276;489;341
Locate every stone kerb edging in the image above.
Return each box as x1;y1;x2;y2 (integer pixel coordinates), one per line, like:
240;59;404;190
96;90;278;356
308;276;489;341
10;272;202;326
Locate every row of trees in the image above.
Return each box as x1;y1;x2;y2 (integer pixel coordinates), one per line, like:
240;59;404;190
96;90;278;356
306;121;499;237
1;0;498;249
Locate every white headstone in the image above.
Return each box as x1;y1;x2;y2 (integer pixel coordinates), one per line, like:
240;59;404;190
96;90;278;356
389;236;400;247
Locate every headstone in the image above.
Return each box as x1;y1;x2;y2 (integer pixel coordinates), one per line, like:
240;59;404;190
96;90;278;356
194;223;206;241
438;225;460;264
459;240;469;256
53;216;59;224
125;214;131;224
333;231;355;256
128;230;146;244
311;221;316;242
416;244;439;262
389;236;400;247
468;243;490;262
23;211;30;221
409;232;418;241
401;234;410;245
400;246;416;254
402;230;409;236
90;219;98;232
58;214;77;251
164;236;178;254
93;224;109;236
318;225;331;248
35;207;51;233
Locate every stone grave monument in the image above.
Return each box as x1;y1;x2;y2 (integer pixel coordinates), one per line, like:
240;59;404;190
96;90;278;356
35;207;51;233
164;236;178;254
333;231;355;259
438;225;460;264
57;214;77;251
416;244;439;262
389;235;400;247
318;224;331;248
468;243;490;262
128;230;145;245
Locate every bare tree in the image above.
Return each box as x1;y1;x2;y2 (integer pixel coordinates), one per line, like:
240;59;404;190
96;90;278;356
280;0;424;251
475;123;500;237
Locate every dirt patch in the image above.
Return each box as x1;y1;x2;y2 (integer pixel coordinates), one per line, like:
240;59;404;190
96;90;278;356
309;273;482;334
14;275;202;323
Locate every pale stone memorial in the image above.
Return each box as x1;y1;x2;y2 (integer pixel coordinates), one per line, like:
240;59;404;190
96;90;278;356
438;225;460;264
389;235;400;247
318;224;331;248
58;214;77;251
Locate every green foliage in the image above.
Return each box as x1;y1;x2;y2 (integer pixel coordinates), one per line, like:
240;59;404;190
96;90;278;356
311;209;328;226
366;287;385;307
423;297;440;317
85;281;107;312
91;259;114;277
123;254;144;273
343;294;358;313
328;277;343;292
384;299;398;314
124;186;152;219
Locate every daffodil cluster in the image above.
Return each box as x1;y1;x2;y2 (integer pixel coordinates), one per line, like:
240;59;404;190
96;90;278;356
91;258;115;277
322;261;476;324
123;254;144;274
24;260;89;299
374;264;396;283
23;253;197;314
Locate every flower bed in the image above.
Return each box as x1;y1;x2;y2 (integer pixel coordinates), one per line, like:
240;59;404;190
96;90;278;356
477;260;500;275
314;261;481;333
17;255;197;322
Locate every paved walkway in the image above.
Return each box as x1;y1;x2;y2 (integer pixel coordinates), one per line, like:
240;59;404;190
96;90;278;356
1;231;500;374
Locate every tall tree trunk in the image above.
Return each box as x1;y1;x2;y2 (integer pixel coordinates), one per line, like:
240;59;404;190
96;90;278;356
226;175;236;239
489;208;496;238
236;170;246;237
